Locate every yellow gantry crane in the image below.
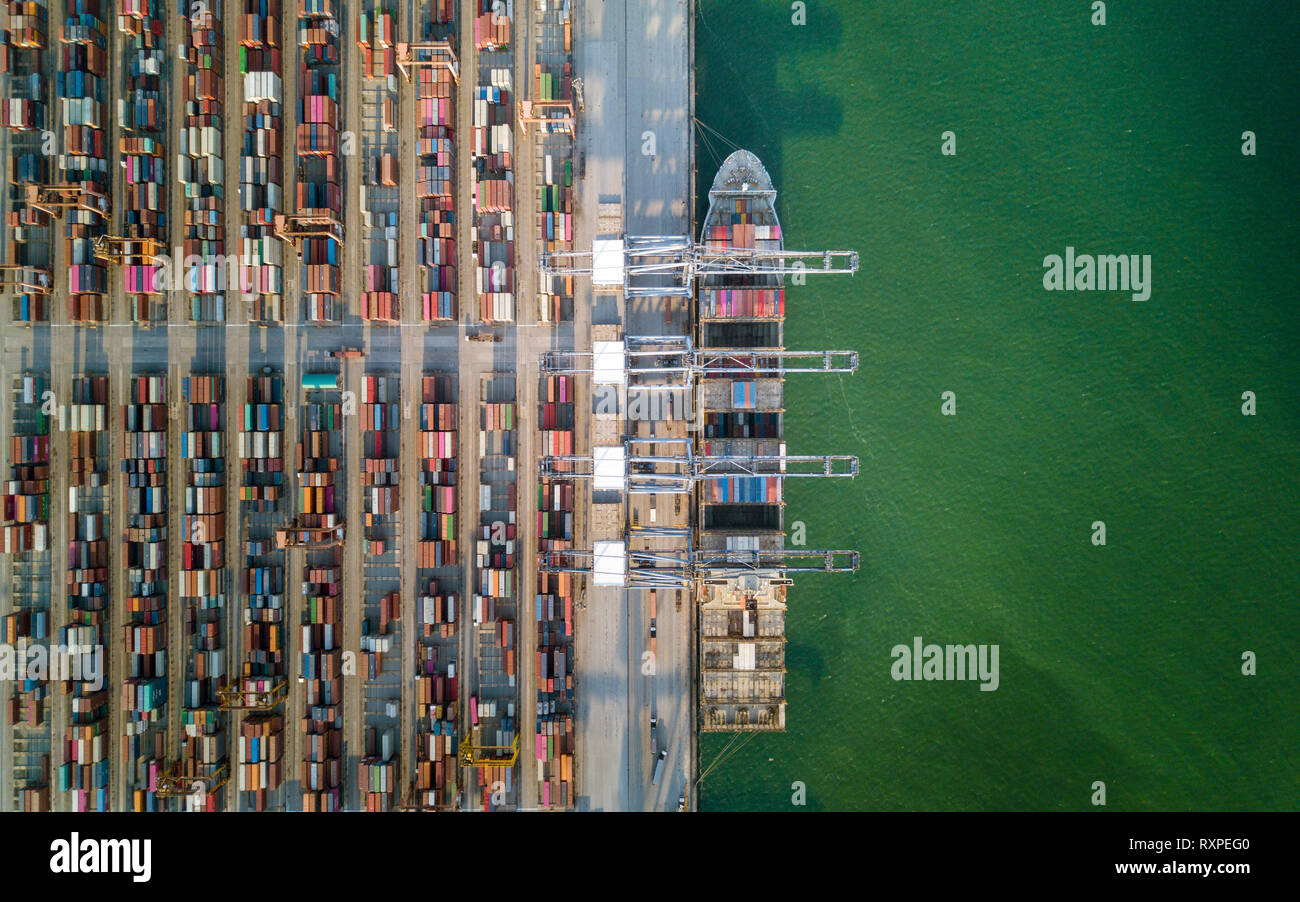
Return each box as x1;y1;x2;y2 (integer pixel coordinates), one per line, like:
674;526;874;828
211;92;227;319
154;761;231;800
459;734;520;768
273;212;345;257
92;234;164;265
217;679;288;711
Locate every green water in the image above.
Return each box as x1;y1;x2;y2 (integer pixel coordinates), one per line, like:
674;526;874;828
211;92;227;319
695;0;1300;811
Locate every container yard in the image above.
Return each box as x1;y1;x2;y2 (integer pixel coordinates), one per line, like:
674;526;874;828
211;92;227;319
0;0;788;819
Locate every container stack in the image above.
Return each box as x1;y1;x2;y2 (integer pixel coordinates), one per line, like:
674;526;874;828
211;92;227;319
239;376;285;783
356;7;400;321
361;591;398;678
300;562;342;811
121;375;168;811
238;713;284;809
297;3;342;321
297;398;343;810
3;374;51;751
533;1;575;323
359;728;396;811
239;375;283;510
536;374;574;808
705;219;783;255
117;1;167;324
700;287;785;319
418;375;457;571
361;201;399;320
361;375;399;535
473;70;514;322
414;639;457;809
473;0;510;50
2;1;48;55
355;9;395;76
415;56;456;320
180;376;226;715
297;0;339;63
177;709;225;811
475;395;516;615
536;149;574;323
3;3;53;322
471;375;517;809
60;376;110;810
2;375;49;553
534;713;574;810
180;1;226;321
58;0;110;322
240;0;285;322
296;400;340;533
61;720;109;811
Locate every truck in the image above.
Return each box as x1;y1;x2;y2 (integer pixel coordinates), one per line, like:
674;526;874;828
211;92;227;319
652;748;667;785
333;347;364;359
649;714;658;752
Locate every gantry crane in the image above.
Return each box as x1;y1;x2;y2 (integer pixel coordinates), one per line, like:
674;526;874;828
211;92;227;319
394;41;459;83
154;761;231;800
517;99;575;136
459;734;520;768
92;234;164;265
274;523;345;549
541;337;858;386
541;235;857;297
273;212;344;256
538;547;860;588
398;782;460;812
23;182;109;220
0;265;51;294
217;679;288;710
540;437;858;492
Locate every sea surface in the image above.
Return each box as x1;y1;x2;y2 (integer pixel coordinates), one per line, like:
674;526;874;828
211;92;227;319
695;0;1299;811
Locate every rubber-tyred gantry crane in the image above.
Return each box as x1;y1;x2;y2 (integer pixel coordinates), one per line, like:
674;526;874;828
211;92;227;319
394;41;459;83
23;182;109;220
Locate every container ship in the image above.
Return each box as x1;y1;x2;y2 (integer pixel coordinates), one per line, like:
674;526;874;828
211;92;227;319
695;151;789;732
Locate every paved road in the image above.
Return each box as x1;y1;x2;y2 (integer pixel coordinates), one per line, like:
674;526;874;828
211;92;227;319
572;0;694;812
